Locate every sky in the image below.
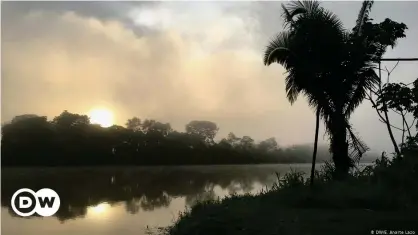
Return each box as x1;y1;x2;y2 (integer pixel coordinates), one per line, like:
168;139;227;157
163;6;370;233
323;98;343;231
1;1;418;152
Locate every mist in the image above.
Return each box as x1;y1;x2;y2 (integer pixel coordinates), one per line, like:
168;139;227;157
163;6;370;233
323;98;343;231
2;1;418;151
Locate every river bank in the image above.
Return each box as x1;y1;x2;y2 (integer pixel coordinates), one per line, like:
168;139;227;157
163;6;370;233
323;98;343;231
157;156;418;235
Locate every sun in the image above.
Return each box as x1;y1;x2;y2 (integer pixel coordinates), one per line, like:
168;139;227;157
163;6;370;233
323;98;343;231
88;108;114;127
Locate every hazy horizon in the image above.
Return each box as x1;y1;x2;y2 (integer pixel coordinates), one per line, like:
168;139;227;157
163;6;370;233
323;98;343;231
2;1;418;153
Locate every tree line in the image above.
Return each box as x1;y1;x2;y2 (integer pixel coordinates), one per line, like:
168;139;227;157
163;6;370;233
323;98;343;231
1;111;348;166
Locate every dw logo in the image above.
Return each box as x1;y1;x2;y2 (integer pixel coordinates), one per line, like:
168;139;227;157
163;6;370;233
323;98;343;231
11;188;60;217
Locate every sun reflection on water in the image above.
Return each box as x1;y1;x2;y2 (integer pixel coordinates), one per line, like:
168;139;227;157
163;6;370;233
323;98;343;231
88;203;111;217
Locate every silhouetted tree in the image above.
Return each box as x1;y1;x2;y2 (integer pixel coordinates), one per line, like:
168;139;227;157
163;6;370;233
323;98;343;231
1;114;54;165
52;110;90;127
141;119;157;134
10;114;40;123
263;0;407;179
376;78;418;149
240;136;255;150
142;119;172;136
125;117;142;132
185;120;218;145
258;137;278;152
226;132;241;147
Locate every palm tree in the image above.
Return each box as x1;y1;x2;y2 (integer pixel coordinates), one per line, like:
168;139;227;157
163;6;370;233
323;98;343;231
263;0;406;179
264;0;355;180
274;1;329;184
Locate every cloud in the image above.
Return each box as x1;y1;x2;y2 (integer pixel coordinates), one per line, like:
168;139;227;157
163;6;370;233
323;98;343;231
2;2;417;151
2;4;317;145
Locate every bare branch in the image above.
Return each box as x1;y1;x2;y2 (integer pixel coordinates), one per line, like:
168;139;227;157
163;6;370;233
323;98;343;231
383;61;400;84
388;61;400;75
408;118;417;130
405;81;416;86
392;109;402;115
380;58;418;61
378;119;403;131
401;113;413;138
367;92;386;121
402;116;406;146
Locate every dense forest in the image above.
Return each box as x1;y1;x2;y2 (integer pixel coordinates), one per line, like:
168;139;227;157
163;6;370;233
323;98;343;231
2;112;377;166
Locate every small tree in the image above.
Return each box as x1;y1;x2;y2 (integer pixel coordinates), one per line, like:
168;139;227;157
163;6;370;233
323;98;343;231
126;117;142;132
185;121;219;145
52;110;90;128
258;137;278;152
376;78;418;149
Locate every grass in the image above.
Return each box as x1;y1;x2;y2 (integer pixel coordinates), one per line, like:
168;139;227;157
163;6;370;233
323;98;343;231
149;153;418;235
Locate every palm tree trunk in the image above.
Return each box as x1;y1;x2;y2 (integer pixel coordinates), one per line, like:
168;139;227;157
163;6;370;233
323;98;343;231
310;108;320;186
331;113;351;180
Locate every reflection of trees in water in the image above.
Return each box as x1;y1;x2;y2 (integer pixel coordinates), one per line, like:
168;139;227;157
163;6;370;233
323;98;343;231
58;206;88;221
140;193;172;211
184;185;217;206
124;193;171;214
125;199;141;214
1;166;299;221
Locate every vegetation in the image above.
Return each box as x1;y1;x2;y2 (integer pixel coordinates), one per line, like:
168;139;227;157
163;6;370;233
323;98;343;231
263;0;407;179
156;1;417;235
375;78;418;149
160;83;418;233
1;111;365;166
158;148;418;235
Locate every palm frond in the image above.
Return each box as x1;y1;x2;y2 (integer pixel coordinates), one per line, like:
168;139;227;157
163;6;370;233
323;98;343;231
281;4;294;28
281;1;323;30
346;124;369;164
317;8;345;32
353;0;374;36
263;32;294;66
284;72;303;104
344;67;379;117
286;0;321;17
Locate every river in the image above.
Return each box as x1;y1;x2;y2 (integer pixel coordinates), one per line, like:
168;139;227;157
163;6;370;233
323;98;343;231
1;164;340;235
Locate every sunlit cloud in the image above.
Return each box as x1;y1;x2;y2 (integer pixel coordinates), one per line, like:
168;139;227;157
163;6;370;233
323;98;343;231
2;1;418;150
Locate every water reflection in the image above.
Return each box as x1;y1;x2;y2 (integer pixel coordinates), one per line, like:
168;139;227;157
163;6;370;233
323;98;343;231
2;165;311;222
89;203;111;215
